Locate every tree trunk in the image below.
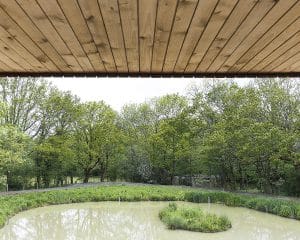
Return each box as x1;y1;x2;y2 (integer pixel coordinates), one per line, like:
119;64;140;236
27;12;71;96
100;173;105;182
83;175;89;183
83;169;90;183
6;171;10;191
170;175;174;185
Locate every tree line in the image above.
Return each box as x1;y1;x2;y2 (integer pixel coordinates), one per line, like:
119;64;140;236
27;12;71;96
0;77;299;196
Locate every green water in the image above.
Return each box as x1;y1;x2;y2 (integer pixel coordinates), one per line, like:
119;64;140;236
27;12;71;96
0;202;300;240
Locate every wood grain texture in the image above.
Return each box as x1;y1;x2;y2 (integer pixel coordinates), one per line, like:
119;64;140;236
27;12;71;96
57;0;105;72
139;0;157;72
151;0;178;72
218;0;298;72
78;0;116;72
196;0;257;72
98;0;128;72
207;0;276;72
0;0;299;76
185;0;238;72
253;32;300;72
119;0;139;72
174;0;218;73
163;0;198;72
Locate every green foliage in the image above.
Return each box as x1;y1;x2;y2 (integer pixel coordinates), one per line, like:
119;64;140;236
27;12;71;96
194;79;300;194
0;77;50;136
73;101;122;183
186;191;300;219
0;77;300;197
278;205;295;218
0;125;31;168
296;206;300;220
159;203;231;232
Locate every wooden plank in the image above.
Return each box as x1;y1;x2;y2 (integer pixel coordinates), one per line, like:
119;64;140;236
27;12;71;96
16;0;82;72
56;0;105;72
0;8;57;71
196;0;256;73
36;0;95;72
173;0;218;72
262;42;300;72
231;2;300;72
283;56;300;72
0;11;57;72
0;49;24;71
185;0;238;72
243;20;300;72
0;0;71;71
139;0;157;72
119;0;139;72
163;0;198;72
272;51;300;72
253;32;300;72
77;0;116;72
98;0;128;72
151;0;178;72
218;0;298;72
0;25;47;71
208;0;276;72
0;59;14;71
0;39;35;71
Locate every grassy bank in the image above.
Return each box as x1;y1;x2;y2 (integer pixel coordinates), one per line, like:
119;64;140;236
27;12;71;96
0;185;300;228
159;203;231;232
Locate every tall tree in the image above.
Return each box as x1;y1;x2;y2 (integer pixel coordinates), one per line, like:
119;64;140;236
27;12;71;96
0;77;50;137
74;101;119;183
0;125;31;189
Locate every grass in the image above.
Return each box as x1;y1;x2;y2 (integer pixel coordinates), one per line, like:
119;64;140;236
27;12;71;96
185;191;300;219
0;185;300;229
159;203;231;232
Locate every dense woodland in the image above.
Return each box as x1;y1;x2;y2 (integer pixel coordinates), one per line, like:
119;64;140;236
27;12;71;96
0;78;299;196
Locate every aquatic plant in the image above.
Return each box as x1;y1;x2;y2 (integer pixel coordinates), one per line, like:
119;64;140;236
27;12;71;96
159;203;231;233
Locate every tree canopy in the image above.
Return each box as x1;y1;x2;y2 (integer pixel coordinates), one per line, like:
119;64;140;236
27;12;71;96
0;77;299;196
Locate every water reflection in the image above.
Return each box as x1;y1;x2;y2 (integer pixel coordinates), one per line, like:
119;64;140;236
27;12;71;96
0;202;300;240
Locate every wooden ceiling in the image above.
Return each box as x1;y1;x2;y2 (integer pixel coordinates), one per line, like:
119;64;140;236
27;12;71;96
0;0;300;77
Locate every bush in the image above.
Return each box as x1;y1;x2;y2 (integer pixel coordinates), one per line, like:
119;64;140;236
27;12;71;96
159;203;231;233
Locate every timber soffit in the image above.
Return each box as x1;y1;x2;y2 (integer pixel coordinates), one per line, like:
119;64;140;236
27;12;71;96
0;0;299;77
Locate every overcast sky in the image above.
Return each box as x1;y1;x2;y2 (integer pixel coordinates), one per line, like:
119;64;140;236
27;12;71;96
46;77;251;111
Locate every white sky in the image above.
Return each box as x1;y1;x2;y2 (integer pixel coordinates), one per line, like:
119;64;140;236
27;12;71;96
46;77;250;111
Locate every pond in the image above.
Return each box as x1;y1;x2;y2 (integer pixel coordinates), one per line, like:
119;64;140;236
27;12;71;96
0;202;300;240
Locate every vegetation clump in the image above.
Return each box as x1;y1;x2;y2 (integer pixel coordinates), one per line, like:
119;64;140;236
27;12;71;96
159;203;231;233
185;191;300;219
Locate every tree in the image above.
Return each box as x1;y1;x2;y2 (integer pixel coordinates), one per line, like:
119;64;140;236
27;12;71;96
0;125;31;190
73;101;119;183
0;77;51;137
119;103;155;182
149;94;192;184
33;89;80;187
